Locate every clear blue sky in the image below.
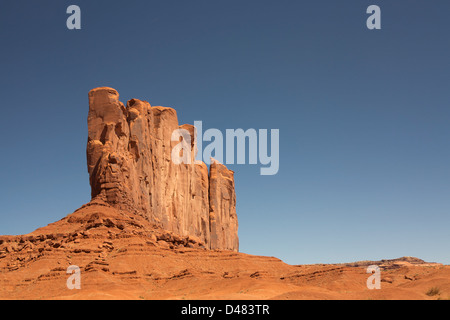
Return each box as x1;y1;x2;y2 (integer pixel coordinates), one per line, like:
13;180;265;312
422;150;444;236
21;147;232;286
0;0;449;265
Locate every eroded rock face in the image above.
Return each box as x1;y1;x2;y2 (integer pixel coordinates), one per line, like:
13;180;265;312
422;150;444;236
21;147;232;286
209;160;239;251
86;87;238;251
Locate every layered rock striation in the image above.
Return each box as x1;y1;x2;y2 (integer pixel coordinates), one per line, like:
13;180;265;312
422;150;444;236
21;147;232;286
86;87;238;251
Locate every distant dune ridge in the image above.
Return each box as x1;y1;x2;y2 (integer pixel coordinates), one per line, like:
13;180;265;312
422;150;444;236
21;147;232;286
0;88;448;300
343;256;443;269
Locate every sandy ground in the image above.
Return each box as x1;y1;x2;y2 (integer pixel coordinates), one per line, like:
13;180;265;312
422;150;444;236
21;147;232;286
1;202;448;300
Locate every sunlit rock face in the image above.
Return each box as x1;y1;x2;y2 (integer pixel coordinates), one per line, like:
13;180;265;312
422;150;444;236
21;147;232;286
86;87;238;251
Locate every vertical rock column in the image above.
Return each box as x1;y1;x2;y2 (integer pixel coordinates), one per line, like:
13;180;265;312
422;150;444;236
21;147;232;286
209;160;239;251
86;87;135;210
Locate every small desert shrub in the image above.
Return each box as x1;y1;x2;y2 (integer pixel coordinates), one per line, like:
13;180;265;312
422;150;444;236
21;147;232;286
426;287;441;296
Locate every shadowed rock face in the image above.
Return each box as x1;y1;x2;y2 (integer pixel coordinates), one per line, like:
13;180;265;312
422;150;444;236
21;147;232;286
86;87;238;251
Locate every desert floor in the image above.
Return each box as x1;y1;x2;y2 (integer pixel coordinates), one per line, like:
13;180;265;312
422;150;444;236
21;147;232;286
1;202;448;300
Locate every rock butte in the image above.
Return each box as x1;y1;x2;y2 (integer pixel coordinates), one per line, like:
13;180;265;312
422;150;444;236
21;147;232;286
86;87;238;251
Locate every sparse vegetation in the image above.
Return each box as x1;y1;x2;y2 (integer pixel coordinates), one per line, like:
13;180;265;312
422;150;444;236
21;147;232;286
426;287;441;296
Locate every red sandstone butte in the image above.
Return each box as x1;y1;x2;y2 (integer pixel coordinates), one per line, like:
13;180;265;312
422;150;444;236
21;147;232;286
86;87;238;251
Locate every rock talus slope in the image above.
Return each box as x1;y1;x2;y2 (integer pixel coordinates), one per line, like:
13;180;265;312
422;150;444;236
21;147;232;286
86;87;238;251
